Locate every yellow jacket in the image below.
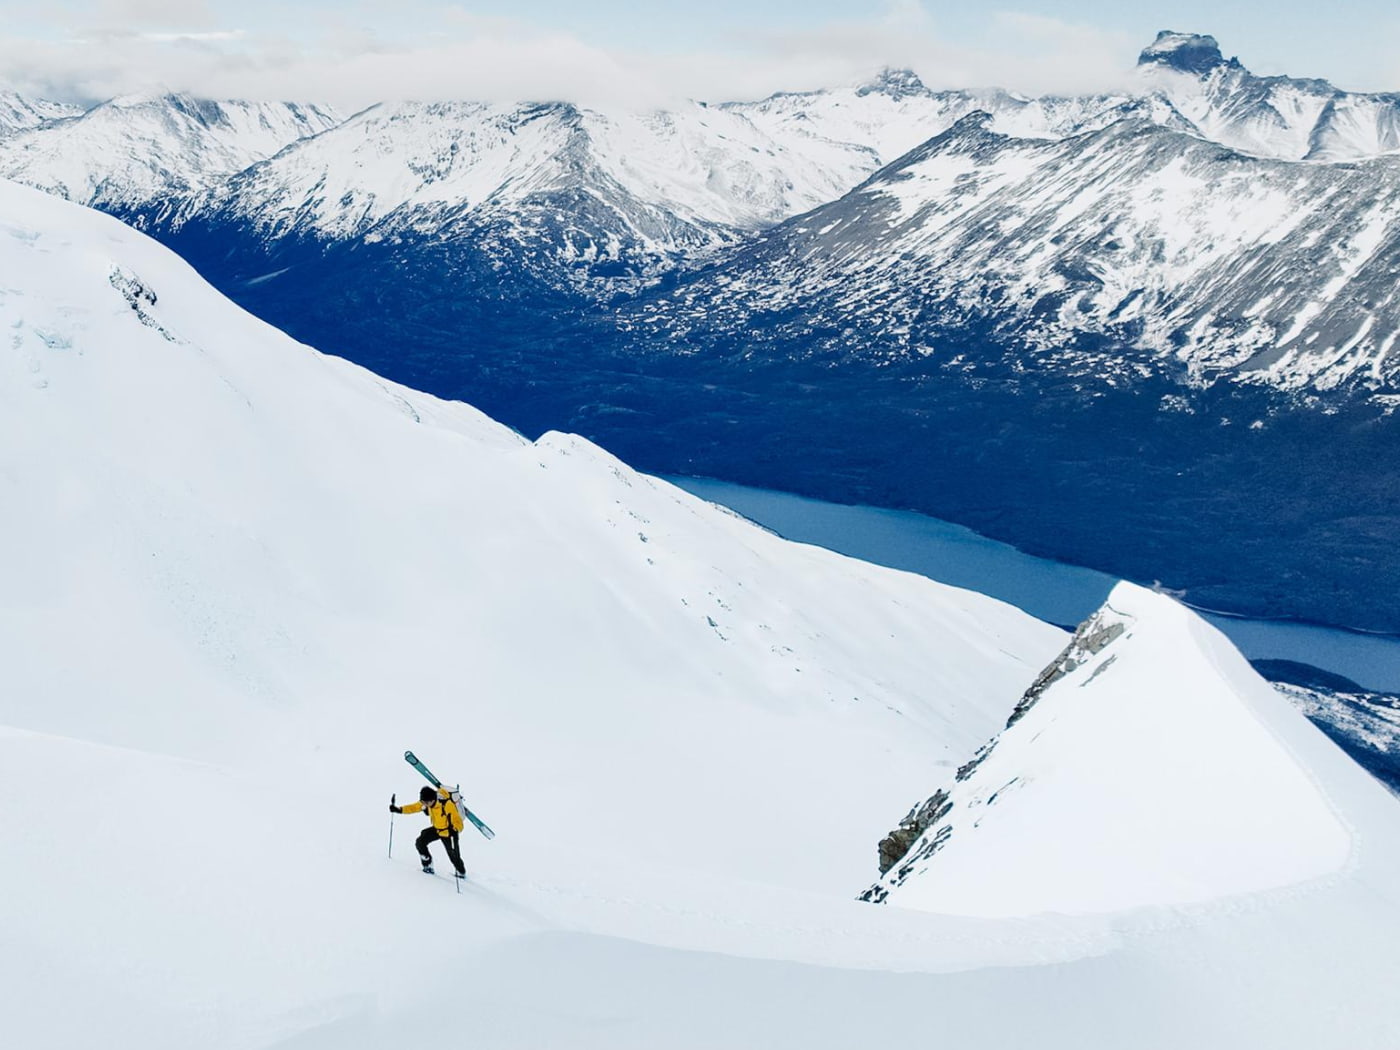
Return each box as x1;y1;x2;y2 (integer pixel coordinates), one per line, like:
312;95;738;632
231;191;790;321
401;789;465;837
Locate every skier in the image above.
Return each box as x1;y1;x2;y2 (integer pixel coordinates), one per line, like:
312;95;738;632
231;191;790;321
391;785;467;878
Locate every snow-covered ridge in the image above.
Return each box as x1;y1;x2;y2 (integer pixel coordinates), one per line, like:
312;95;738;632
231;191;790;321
175;81;1113;252
865;583;1354;916
1138;30;1400;160
0;91;80;136
15;29;1387;249
625;113;1400;395
0;93;342;208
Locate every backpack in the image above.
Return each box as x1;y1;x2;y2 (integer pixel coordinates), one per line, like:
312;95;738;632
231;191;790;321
438;787;466;834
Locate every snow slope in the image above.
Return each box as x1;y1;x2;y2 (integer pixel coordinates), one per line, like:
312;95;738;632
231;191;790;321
0;175;1060;887
3;183;1400;1047
868;584;1353;915
0;94;342;209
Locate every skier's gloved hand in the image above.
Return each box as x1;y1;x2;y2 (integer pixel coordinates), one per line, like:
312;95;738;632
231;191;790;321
389;793;401;814
390;805;402;813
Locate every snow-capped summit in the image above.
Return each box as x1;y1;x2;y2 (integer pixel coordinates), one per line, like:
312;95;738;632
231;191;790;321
0;93;342;210
856;67;935;100
1137;31;1237;76
1137;30;1400;159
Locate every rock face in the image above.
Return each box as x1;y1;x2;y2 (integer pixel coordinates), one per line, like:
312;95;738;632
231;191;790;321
873;789;952;876
1138;31;1234;76
1005;610;1127;728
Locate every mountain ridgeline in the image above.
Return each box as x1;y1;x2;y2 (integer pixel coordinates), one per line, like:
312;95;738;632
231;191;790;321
5;30;1400;632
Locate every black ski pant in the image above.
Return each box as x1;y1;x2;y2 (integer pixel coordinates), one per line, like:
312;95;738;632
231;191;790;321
415;827;465;874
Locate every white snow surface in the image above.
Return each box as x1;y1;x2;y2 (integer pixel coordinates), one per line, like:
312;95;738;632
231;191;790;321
879;584;1353;916
3;182;1400;1047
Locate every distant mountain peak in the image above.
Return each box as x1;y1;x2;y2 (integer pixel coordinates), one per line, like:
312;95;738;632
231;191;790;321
1137;31;1237;76
856;68;931;100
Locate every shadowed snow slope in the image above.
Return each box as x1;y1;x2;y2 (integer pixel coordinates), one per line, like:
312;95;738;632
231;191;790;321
3;181;1400;1048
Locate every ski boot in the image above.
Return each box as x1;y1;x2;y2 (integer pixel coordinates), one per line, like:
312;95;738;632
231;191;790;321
421;863;435;875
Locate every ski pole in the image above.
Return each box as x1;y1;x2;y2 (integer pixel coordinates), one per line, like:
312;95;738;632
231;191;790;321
388;793;395;859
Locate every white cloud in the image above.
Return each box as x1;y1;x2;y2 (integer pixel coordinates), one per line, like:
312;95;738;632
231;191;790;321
0;2;1140;108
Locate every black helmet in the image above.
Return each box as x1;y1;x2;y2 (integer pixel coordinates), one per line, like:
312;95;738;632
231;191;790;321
419;786;436;803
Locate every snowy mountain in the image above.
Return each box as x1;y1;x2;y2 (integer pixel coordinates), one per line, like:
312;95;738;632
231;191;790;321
1139;31;1400;160
4;31;1400;636
177;85;969;245
621;112;1400;397
0;90;80;136
0;172;1062;878
156;75;1101;297
0;93;342;209
5;180;1400;1050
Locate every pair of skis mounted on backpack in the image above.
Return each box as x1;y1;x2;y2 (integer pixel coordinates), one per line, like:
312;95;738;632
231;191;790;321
404;750;495;840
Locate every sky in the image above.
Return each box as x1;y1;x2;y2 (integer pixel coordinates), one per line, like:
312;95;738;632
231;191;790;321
2;1;1398;109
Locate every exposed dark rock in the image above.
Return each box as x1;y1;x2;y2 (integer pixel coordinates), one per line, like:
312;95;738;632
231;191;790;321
1006;609;1128;728
956;741;995;782
875;788;952;875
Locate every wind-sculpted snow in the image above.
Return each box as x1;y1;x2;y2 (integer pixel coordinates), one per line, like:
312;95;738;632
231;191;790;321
0;93;342;208
624;114;1400;396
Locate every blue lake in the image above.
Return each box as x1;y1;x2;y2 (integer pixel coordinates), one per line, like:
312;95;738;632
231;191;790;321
667;476;1400;694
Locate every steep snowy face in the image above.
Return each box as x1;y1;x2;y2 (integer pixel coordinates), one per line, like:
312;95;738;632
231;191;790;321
865;583;1352;917
0;91;80;136
624;114;1400;396
0;94;342;209
1137;30;1400;160
0;177;1064;891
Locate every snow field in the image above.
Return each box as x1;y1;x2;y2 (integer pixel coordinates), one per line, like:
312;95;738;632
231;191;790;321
4;178;1400;1047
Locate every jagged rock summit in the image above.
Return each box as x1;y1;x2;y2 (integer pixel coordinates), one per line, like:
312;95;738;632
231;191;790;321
857;68;934;100
1138;31;1236;75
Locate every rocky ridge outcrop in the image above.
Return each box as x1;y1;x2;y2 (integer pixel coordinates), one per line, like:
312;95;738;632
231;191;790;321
860;601;1136;903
